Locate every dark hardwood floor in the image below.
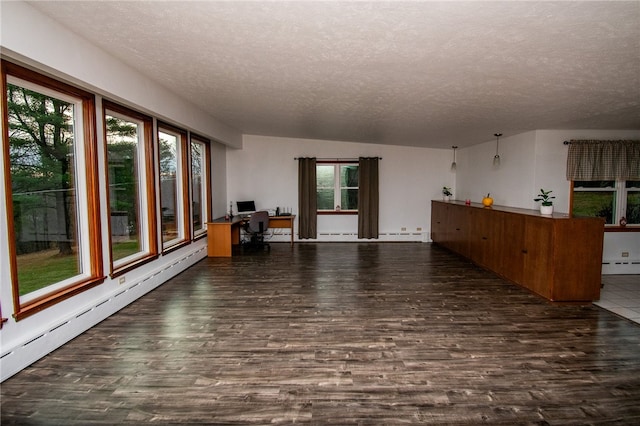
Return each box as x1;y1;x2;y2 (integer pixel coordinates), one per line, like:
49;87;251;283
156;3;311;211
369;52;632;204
2;243;640;425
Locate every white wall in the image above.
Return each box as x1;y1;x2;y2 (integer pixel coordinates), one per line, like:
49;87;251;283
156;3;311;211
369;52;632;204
226;135;454;241
602;233;640;275
457;129;640;274
456;131;538;209
0;1;235;381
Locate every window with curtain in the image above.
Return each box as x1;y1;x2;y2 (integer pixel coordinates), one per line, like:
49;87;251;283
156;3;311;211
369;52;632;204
298;157;379;239
568;140;640;226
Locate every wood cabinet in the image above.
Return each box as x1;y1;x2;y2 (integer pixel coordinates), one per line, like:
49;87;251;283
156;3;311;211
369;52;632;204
431;200;605;302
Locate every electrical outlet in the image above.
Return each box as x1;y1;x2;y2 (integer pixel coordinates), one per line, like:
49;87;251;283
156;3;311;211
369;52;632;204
622;252;630;258
118;276;126;284
401;227;406;231
417;227;422;231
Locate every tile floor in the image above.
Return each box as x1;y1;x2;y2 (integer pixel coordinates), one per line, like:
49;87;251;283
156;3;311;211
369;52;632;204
594;274;640;324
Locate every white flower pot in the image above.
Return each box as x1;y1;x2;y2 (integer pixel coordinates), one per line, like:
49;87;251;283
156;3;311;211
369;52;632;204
540;205;553;215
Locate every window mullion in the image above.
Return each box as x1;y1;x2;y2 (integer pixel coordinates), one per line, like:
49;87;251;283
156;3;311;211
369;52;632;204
334;164;341;209
616;180;625;224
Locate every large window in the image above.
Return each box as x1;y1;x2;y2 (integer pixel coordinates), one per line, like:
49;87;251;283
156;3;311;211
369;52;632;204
572;180;640;226
158;123;189;250
2;61;103;319
103;101;158;275
316;163;358;212
190;134;210;239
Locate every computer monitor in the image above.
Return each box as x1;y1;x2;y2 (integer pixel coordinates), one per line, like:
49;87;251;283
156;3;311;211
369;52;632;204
236;200;256;215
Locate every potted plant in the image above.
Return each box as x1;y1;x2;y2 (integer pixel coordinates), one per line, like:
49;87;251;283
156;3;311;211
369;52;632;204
534;189;555;215
442;186;452;201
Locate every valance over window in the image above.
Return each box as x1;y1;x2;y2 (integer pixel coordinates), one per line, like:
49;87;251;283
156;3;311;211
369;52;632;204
566;140;640;181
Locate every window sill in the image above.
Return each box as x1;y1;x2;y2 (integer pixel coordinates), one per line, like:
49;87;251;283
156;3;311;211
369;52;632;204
317;211;358;215
111;253;160;278
605;226;640;232
162;239;192;255
14;276;106;321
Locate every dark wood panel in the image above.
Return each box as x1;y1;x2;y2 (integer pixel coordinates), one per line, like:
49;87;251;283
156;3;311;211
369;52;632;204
1;243;639;425
469;208;503;271
522;216;554;299
553;218;605;301
499;211;526;283
449;204;471;257
430;201;448;244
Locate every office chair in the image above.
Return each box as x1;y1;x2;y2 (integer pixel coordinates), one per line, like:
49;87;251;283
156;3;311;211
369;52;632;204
243;210;270;251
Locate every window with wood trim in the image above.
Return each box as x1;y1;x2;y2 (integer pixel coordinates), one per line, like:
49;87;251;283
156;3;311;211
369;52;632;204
2;60;104;320
190;134;211;239
158;122;190;251
316;162;358;213
103;101;158;275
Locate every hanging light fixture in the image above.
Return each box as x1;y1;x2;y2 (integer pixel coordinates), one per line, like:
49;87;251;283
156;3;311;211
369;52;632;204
450;146;458;171
493;133;502;167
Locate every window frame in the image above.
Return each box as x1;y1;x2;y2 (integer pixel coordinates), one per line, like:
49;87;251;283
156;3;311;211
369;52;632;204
571;179;640;231
189;133;211;240
2;60;104;321
316;161;359;215
102;100;159;277
157;121;191;252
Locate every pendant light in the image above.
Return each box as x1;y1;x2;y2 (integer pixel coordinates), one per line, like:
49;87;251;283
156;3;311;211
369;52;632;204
450;146;458;171
493;133;502;167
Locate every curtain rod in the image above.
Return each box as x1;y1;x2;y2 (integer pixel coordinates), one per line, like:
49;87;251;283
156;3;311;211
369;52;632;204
294;157;382;160
563;140;638;145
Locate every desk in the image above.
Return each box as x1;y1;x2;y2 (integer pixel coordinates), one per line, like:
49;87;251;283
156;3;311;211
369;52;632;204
266;215;296;246
207;215;295;257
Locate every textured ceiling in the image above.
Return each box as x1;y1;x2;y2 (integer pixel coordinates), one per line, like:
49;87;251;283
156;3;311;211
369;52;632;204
27;1;640;148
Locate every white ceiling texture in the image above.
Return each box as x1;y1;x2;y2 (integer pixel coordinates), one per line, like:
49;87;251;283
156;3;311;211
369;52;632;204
28;1;640;149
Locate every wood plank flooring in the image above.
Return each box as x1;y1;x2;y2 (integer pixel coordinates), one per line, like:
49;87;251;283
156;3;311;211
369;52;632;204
2;243;640;424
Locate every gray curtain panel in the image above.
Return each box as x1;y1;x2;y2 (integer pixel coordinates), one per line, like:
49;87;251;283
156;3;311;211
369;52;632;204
358;157;379;239
298;157;317;239
567;140;640;181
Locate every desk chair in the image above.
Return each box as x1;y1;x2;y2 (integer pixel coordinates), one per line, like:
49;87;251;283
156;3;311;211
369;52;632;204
243;210;270;251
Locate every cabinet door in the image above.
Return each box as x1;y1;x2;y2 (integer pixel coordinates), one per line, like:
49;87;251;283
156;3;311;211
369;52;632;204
551;218;604;301
521;217;554;298
482;210;504;272
469;208;495;268
449;205;470;257
430;201;448;244
499;213;525;284
467;208;482;263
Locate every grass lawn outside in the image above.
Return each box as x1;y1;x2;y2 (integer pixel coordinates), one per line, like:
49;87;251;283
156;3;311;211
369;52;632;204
16;240;141;296
17;249;79;296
